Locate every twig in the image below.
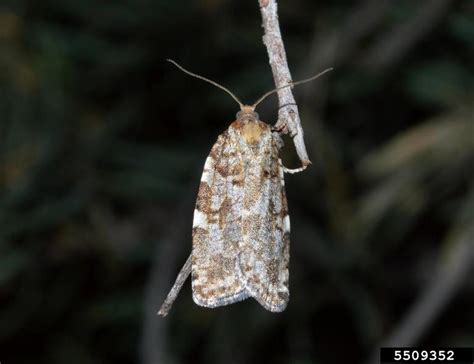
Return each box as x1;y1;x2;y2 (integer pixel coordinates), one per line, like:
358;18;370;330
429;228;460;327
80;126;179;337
140;195;193;363
157;253;192;317
259;0;311;168
152;191;194;321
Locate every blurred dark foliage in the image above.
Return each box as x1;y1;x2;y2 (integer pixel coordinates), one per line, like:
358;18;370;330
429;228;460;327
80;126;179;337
1;1;473;364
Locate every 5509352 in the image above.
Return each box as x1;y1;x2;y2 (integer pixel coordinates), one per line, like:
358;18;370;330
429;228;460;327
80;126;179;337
393;350;454;361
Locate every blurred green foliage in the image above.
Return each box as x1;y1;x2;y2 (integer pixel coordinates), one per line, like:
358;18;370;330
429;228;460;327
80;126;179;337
1;1;473;364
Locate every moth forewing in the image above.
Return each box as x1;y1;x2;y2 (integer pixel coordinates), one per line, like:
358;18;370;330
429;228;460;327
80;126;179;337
191;124;249;308
237;128;290;312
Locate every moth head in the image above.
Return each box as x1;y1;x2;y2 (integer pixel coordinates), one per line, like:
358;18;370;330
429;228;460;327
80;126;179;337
236;105;259;123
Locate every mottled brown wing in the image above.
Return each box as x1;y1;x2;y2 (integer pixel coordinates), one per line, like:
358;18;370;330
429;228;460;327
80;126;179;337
191;125;250;308
238;131;290;312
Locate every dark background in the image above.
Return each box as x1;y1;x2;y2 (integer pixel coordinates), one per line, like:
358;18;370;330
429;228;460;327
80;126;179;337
1;1;473;363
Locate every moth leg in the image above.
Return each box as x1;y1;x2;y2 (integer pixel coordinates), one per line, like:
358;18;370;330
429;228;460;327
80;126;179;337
273;119;289;135
279;156;309;174
282;165;307;174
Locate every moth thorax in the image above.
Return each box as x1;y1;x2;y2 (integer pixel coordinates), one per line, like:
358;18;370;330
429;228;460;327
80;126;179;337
237;106;263;145
241;120;265;145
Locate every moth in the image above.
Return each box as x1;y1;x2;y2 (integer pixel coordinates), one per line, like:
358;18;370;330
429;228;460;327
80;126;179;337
158;60;331;316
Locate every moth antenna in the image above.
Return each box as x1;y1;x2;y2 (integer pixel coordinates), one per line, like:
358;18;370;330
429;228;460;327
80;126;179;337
167;59;244;109
251;68;333;109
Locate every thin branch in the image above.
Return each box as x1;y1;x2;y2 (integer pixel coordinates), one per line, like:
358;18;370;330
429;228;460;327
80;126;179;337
141;194;194;363
259;0;311;168
157;253;192;317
